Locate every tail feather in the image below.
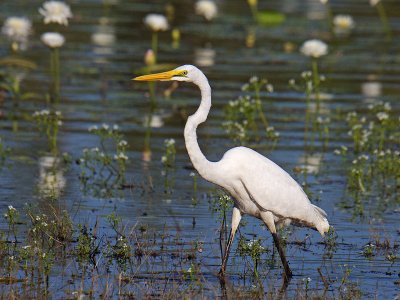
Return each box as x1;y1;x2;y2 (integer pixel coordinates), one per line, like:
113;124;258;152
313;204;328;218
313;205;330;236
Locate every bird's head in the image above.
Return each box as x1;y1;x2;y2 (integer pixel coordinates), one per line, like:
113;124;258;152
133;64;201;83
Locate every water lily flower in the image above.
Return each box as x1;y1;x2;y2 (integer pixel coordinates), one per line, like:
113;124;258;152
300;39;328;58
195;0;218;21
41;32;65;48
333;15;355;35
1;17;32;44
144;14;169;32
39;1;73;26
333;15;354;30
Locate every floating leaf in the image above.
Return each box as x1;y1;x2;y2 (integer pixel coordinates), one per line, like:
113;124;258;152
256;10;285;26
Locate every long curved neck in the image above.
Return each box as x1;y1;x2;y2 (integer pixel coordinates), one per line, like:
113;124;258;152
184;74;215;180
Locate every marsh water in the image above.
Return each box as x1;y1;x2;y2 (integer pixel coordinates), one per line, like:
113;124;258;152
0;0;399;298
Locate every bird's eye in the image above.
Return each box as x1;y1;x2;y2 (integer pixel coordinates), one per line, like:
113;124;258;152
181;70;188;76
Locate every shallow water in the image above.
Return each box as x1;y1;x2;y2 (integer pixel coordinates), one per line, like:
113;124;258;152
0;0;399;298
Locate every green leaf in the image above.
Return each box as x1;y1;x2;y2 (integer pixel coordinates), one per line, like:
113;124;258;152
256;10;285;26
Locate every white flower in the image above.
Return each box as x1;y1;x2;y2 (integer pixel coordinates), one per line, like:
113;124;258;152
370;0;380;6
376;112;388;121
102;123;109;130
333;15;355;35
165;138;175;146
88;125;98;132
8;205;16;211
333;15;354;30
300;39;328;58
144;14;169;32
195;0;218;21
114;153;128;160
320;0;328;3
301;71;312;78
118;140;128;147
249;76;258;84
39;1;73;26
41;32;65;48
2;17;32;43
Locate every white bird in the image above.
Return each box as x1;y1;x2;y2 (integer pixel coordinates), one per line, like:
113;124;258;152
134;65;330;280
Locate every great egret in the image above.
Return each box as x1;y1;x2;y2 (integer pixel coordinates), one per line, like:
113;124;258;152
134;65;330;280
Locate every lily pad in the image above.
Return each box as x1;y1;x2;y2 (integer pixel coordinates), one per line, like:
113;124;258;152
256;10;285;26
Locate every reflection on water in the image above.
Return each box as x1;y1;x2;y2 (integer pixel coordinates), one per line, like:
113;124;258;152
194;47;216;67
38;155;66;199
362;80;382;103
298;153;323;174
91;18;116;59
142;113;164;128
304;0;326;20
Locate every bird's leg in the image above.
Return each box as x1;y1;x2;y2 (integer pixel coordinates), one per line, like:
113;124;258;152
260;211;292;281
272;232;292;281
219;207;241;276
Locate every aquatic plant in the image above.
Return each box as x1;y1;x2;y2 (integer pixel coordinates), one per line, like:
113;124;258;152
144;14;169;61
237;237;268;279
0;137;10;169
247;0;258;21
223;76;279;146
300;40;328;105
335;101;400;218
75;224;99;264
41;32;65;103
161;138;176;169
190;172;198;206
4;205;19;243
32;109;62;153
289;71;329;151
195;0;218;21
79;124;129;197
161;138;176;193
319;0;333;31
322;227;338;259
333;14;355;36
370;0;391;41
1;17;32;52
39;1;73;26
171;28;180;49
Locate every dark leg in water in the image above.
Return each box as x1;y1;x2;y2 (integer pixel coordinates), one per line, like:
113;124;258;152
272;232;292;281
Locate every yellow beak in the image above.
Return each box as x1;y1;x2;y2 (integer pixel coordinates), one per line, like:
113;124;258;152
133;69;182;81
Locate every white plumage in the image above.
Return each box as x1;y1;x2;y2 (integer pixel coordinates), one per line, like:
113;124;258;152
134;64;330;280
